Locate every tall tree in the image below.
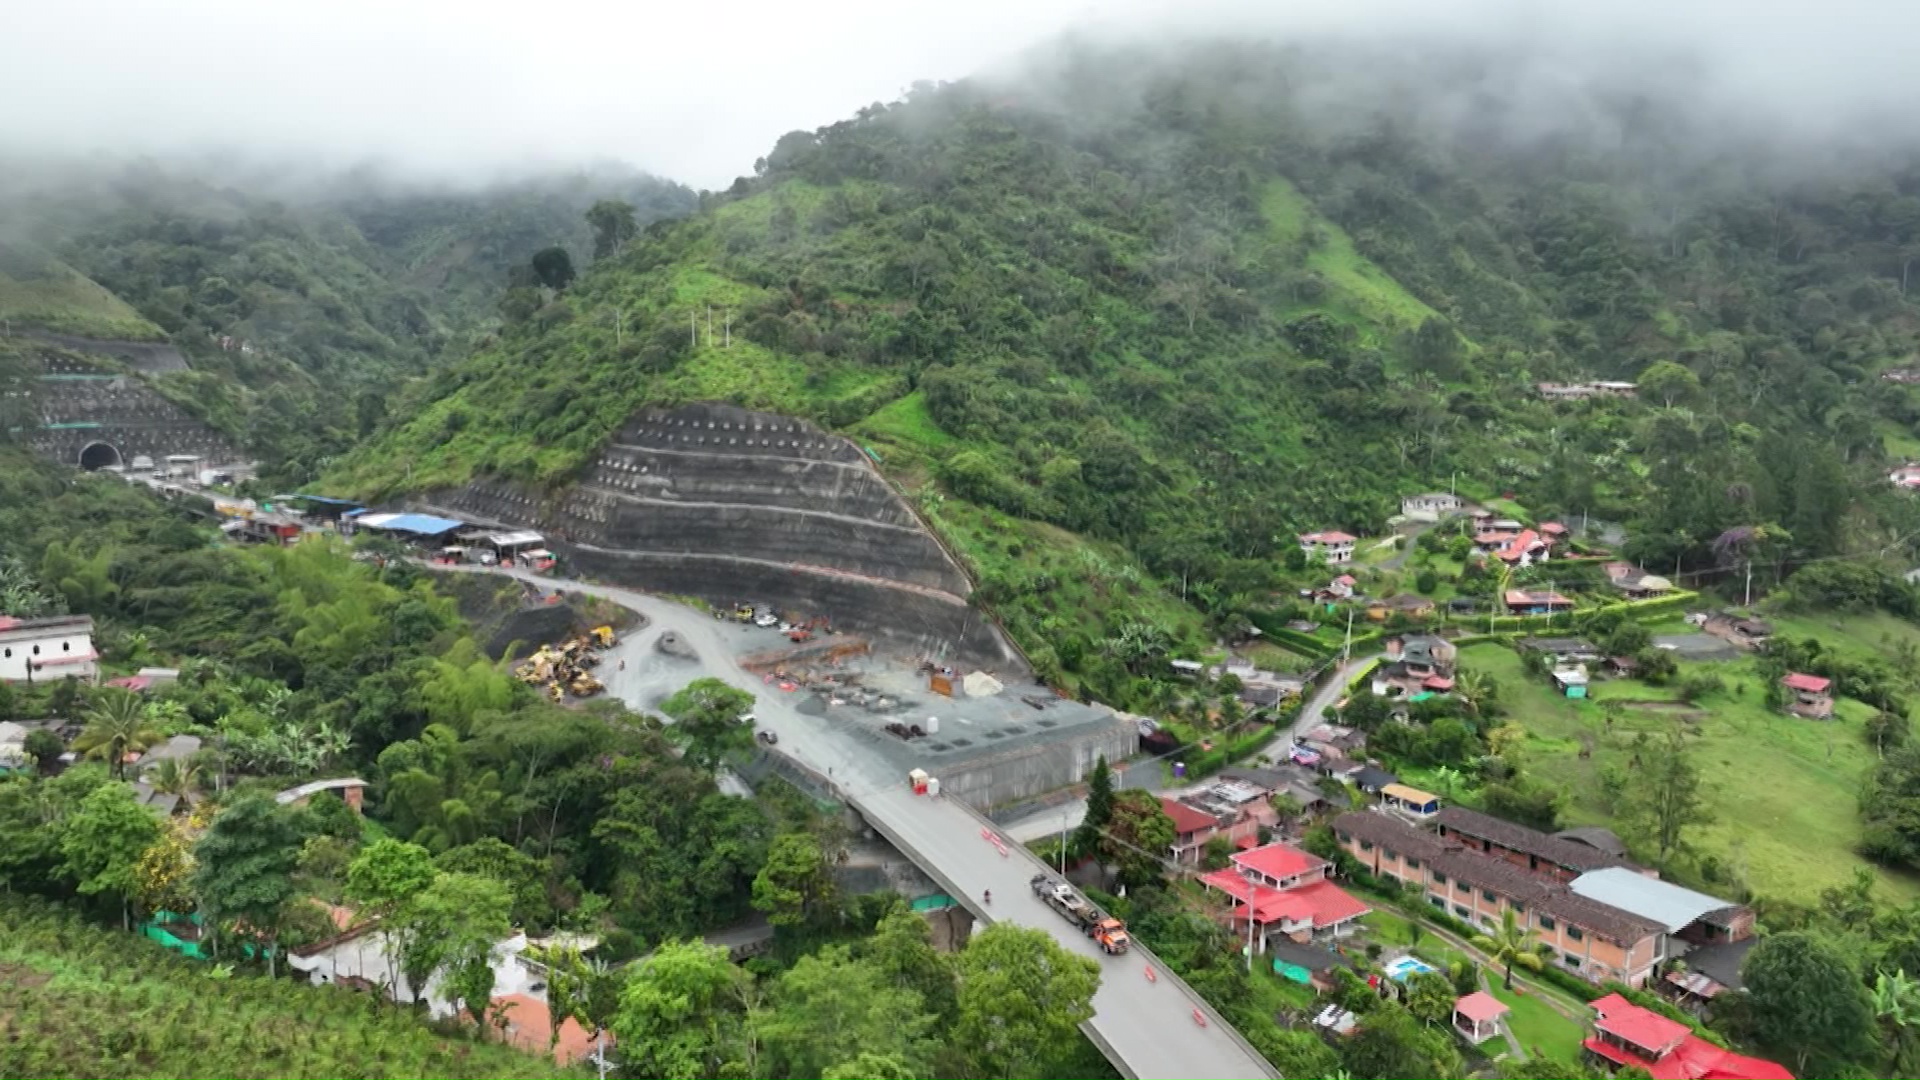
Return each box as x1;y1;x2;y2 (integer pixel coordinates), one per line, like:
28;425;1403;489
612;940;751;1080
530;246;576;292
586;200;639;261
192;794;304;975
59;783;161;929
1100;788;1176;887
1341;1000;1462;1079
1741;931;1880;1075
396;871;513;1028
345;838;437;997
861;909;958;1024
72;689;159;780
1621;725;1711;868
752;831;837;928
659;678;757;772
953;924;1100;1079
761;945;935;1079
1072;755;1115;857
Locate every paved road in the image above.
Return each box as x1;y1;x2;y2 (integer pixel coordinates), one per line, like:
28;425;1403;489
1256;652;1382;763
432;565;1278;1080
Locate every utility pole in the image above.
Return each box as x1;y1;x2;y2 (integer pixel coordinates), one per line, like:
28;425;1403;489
1744;560;1753;607
690;312;696;350
1060;810;1068;875
724;311;731;348
615;309;624;347
706;304;713;347
1341;607;1355;665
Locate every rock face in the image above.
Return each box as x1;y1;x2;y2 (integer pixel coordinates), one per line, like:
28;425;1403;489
426;403;1026;670
25;352;239;470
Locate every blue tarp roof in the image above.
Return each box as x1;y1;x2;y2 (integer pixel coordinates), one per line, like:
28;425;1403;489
365;513;463;536
343;508;370;518
278;494;364;508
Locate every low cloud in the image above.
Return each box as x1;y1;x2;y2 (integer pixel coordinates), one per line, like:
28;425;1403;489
1;0;1912;189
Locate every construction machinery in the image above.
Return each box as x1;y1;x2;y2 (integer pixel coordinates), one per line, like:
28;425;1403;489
513;629;615;699
1030;874;1131;954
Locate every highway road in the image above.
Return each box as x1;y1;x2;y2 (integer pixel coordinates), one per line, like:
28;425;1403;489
436;565;1279;1080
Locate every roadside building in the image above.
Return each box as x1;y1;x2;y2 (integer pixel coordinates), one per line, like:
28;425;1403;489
0;614;98;685
1199;841;1369;949
1299;531;1359;564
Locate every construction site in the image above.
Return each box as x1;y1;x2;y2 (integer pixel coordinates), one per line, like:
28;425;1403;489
512;626;618;701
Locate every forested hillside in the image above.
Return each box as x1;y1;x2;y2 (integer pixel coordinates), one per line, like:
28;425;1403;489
327;38;1919;696
0;161;694;480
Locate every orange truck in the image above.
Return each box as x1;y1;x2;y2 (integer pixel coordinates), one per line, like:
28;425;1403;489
1030;874;1131;954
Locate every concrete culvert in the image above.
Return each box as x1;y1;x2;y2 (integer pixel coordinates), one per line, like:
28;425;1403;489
78;441;123;471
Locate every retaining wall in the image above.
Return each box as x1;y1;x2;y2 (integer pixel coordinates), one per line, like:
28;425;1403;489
24;362;239;468
424;403;1025;670
22;330;189;374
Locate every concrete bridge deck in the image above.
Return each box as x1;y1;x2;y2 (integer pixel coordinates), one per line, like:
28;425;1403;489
437;565;1278;1080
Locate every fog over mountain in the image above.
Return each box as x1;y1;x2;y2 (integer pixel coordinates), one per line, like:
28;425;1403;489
2;0;1916;189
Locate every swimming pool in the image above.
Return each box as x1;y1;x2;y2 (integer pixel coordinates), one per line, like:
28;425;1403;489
1383;955;1438;981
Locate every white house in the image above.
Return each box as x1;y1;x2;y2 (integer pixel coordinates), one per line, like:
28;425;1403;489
1298;531;1358;564
290;923;536;1021
0;615;98;684
1400;493;1464;518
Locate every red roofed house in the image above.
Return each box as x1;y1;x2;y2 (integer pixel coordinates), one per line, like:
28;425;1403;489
1780;673;1833;719
1495;529;1554;568
1200;841;1370;949
1453;990;1510;1045
1163;797;1225;865
1584;993;1791;1080
1299;531;1358;564
0;614;97;685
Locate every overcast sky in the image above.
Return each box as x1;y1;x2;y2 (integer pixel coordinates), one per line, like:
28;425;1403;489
1;0;1913;189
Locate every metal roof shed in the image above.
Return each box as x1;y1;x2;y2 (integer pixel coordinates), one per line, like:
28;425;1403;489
1568;867;1733;932
365;513;465;538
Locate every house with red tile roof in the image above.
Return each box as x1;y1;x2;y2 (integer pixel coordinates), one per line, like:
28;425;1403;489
1583;994;1791;1079
1495;528;1554;567
1299;531;1358;564
1163;797;1225;864
1780;673;1833;719
1200;841;1369;949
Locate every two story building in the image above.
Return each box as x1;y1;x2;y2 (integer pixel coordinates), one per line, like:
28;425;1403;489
1200;841;1369;950
1333;810;1731;988
0;614;98;685
1400;492;1465;518
1298;530;1359;564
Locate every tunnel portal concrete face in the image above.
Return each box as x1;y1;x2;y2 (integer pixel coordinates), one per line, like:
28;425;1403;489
77;441;123;471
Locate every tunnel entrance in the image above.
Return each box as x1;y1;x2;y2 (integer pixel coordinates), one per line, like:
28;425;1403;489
77;441;123;471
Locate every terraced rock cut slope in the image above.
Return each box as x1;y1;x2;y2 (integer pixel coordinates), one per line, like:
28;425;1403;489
424;403;1026;668
24;351;238;470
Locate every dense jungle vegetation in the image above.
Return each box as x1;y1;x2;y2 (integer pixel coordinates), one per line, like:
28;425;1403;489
0;162;694;480
331;39;1920;697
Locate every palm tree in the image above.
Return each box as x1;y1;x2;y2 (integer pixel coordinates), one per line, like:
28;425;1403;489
1453;669;1493;719
73;689;160;779
1473;908;1551;990
149;757;203;807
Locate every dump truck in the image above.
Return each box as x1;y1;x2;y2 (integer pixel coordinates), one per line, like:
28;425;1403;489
591;625;617;647
1030;874;1131;954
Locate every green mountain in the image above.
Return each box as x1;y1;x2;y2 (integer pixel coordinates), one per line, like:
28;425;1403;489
0;238;165;341
0;161;695;480
334;40;1920;694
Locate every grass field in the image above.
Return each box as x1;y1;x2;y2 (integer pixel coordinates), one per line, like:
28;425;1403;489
0;241;166;341
1488;979;1586;1063
1260;179;1446;342
1462;641;1920;904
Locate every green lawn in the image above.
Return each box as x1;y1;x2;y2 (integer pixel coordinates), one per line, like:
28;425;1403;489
1461;642;1920;904
1487;979;1586;1063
